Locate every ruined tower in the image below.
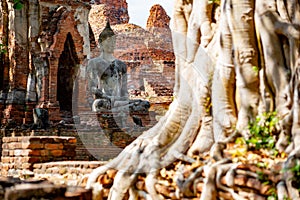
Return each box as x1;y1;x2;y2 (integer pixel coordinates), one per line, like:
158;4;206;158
0;0;91;124
0;1;175;125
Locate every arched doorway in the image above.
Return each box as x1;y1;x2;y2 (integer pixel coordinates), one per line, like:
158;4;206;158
57;32;79;118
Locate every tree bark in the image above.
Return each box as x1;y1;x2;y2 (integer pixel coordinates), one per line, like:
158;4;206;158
228;0;259;134
85;0;300;199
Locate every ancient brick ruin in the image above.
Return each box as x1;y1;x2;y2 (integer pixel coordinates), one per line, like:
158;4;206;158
0;0;91;124
0;0;175;166
0;1;175;196
89;4;175;119
89;0;129;36
1;136;76;172
0;0;174;125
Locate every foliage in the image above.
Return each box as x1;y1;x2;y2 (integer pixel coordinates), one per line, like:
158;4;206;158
256;171;277;199
246;112;279;154
266;187;278;200
252;66;259;76
287;159;300;192
0;1;23;55
0;44;7;54
13;0;23;10
257;171;270;185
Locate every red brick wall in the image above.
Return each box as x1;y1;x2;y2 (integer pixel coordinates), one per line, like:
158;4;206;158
1;136;76;170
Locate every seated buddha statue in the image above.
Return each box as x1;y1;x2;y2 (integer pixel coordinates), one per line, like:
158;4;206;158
87;21;128;111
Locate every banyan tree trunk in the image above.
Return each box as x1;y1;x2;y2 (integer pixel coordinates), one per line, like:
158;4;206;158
85;0;300;199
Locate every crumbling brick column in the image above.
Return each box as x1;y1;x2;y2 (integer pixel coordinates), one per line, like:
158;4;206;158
0;0;91;124
1;1;30;124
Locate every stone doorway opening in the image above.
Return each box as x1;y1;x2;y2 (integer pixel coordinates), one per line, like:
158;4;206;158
57;33;79;120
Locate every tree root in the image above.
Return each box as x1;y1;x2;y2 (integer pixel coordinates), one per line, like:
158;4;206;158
282;155;300;199
83;0;300;199
177;165;204;196
216;162;245;199
277;181;289;200
85;71;201;199
199;159;230;200
172;150;196;163
129;188;152;200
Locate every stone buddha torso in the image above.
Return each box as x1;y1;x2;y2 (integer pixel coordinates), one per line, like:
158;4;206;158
87;56;128;111
99;59;127;98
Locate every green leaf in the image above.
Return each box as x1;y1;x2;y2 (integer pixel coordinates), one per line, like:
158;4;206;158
248;137;258;144
13;2;23;10
256;162;267;168
235;137;246;145
0;44;7;54
252;66;259;75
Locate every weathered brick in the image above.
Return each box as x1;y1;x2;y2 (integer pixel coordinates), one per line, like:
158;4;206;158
67;138;77;144
3;137;16;143
45;143;64;150
8;142;22;149
40;150;49;157
2;150;9;156
0;163;9;171
40;137;55;144
21;163;32;169
20;156;40;163
1;156;11;163
22;142;44;149
2;137;9;144
63;144;76;150
14;150;24;156
50;150;63;157
0;0;174;163
2;143;8;150
19;149;41;156
9;150;14;156
26;137;43;143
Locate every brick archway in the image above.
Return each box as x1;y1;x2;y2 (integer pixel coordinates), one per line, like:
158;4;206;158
57;32;79;117
46;9;85;121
